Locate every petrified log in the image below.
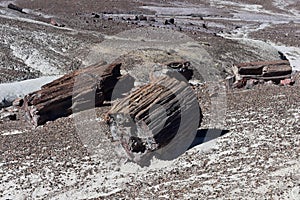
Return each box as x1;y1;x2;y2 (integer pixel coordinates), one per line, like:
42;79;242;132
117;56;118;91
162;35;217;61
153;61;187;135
262;64;292;77
8;3;25;14
106;76;202;162
23;62;133;126
233;60;292;85
234;60;291;76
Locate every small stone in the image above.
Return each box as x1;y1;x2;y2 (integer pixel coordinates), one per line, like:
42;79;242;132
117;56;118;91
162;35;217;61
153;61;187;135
225;76;235;89
50;19;58;26
164;18;175;25
0;98;12;108
266;80;274;85
233;79;247;88
93;14;100;18
280;78;295;86
189;80;205;87
148;17;156;22
169;18;175;24
245;79;257;89
136;15;147;21
0;111;17;121
13;98;24;107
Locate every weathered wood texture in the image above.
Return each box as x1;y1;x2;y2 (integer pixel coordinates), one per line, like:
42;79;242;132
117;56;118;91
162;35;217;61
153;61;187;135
23;62;132;126
106;76;202;161
234;60;292;80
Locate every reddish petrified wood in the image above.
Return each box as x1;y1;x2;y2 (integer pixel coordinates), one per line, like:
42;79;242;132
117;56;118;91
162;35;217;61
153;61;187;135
106;76;202;162
234;60;292;76
233;60;292;83
23;62;133;126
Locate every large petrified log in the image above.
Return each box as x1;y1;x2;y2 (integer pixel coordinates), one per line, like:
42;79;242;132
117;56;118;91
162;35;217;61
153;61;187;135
106;76;202;162
23;62;133;126
233;60;292;80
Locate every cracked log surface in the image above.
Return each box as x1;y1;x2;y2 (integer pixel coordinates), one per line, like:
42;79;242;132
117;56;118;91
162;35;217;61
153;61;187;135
106;76;202;162
233;60;292;81
23;62;130;126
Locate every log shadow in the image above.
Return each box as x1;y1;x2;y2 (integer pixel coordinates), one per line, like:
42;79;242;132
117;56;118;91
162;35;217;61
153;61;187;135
137;128;229;167
189;129;230;150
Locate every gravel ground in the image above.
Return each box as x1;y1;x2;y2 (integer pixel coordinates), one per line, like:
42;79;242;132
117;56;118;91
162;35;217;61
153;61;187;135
102;84;300;199
250;22;300;47
0;0;299;199
0;84;299;199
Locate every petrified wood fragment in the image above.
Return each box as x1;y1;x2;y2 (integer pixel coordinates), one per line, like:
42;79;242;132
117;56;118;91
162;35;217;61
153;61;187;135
106;76;202;162
23;62;133;126
8;3;25;14
233;60;292;82
234;60;291;76
262;64;292;77
164;60;193;81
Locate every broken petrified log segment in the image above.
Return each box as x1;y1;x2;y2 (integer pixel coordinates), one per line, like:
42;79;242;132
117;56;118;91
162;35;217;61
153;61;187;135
239;60;292;76
262;64;292;77
150;61;193;81
233;60;292;80
23;62;133;126
106;76;202;161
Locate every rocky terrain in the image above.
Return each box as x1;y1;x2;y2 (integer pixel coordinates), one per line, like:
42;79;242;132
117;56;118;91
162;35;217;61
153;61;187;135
0;0;299;199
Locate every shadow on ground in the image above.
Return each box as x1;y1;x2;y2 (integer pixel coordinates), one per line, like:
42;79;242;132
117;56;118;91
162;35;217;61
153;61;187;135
139;128;230;167
189;129;230;149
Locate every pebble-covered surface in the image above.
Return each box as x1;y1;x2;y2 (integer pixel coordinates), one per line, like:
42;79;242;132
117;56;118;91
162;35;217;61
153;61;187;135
104;85;300;199
0;0;299;199
0;84;299;199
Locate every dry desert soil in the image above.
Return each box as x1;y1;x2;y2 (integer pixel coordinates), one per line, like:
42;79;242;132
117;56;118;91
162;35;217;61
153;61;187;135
0;0;299;199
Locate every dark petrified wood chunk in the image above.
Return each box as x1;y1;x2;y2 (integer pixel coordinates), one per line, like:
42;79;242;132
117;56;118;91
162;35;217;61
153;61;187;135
23;62;133;126
8;3;25;13
106;76;202;162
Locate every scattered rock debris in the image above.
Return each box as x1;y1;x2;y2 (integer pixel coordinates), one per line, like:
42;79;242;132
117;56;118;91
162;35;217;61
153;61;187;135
0;106;18;121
